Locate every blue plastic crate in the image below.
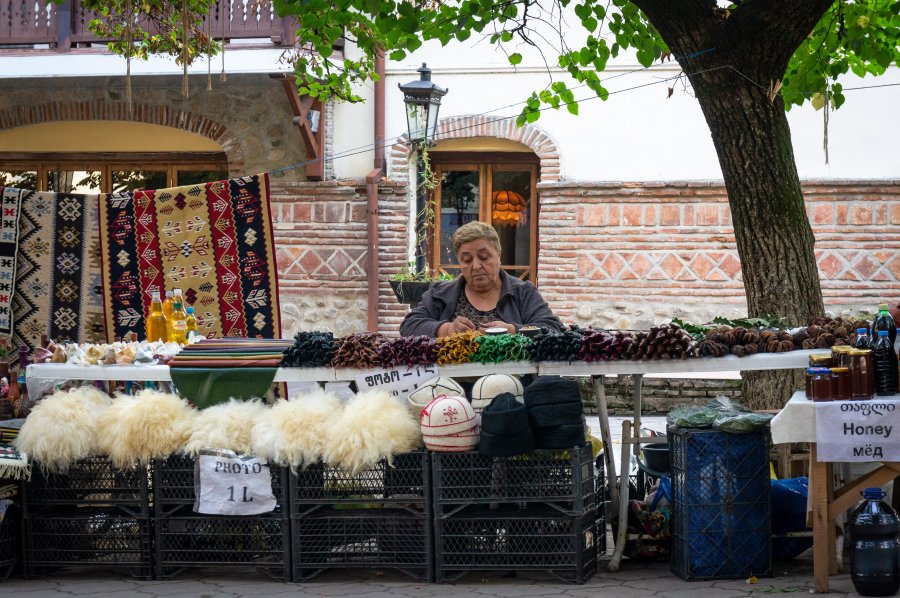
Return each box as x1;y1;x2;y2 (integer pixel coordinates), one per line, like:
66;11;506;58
668;427;771;581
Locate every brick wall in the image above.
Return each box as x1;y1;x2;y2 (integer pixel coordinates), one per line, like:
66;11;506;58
539;179;900;329
580;376;743;416
269;179;410;337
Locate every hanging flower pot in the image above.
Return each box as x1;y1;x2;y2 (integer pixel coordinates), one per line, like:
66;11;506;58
389;280;433;307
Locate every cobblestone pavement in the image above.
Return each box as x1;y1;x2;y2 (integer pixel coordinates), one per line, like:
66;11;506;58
0;553;857;597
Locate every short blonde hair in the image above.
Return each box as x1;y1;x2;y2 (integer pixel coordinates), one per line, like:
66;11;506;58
453;221;501;255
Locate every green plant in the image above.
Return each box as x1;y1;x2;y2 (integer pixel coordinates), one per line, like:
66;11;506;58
389;261;455;283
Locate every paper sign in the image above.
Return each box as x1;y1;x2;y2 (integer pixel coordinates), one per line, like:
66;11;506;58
815;400;900;462
354;365;438;400
194;450;276;515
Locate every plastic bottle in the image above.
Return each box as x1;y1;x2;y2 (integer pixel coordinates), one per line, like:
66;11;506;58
873;304;897;347
851;487;900;597
872;330;898;396
185;307;198;341
145;291;168;342
854;327;872;350
161;290;175;321
167;299;187;345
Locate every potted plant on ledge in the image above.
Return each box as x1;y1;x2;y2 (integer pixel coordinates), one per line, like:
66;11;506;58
389;263;454;307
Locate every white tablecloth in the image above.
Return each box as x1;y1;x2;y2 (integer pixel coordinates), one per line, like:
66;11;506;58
771;391;900;444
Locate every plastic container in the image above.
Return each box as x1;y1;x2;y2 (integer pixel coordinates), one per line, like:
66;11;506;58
851;488;900;597
873;304;897;348
855;327;873;349
872;330;899;396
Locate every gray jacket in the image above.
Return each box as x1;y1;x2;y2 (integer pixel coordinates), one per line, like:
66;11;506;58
399;270;564;337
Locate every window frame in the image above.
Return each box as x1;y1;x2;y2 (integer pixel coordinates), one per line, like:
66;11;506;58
430;151;539;283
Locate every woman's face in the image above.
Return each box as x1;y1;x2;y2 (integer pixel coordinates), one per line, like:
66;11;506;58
457;237;501;292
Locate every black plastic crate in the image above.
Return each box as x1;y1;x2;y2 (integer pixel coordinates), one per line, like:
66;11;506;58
669;427;771;581
24;457;150;517
434;506;598;583
153;455;288;517
595;455;607;556
432;444;594;517
290;451;430;517
23;509;152;579
0;510;15;582
155;507;290;581
291;509;431;582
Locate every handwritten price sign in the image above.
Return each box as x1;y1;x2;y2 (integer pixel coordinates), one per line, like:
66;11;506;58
194;450;277;515
354;365;438;401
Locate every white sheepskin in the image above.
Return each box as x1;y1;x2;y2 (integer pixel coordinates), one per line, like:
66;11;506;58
322;389;421;474
251;388;342;470
96;389;196;469
14;386;113;472
183;399;268;456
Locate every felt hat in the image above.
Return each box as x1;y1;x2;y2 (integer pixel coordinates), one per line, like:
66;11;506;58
408;377;465;415
533;422;587;450
423;421;481;452
478;393;534;457
421;395;479;437
527;401;584;429
471;374;524;411
522;376;581;408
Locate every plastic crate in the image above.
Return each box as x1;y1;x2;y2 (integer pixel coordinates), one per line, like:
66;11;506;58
23;509;152;579
153;455;288;517
291;509;431;582
0;510;15;582
595;455;607;555
290;451;430;517
432;444;594;517
434;506;598;583
669;427;771;581
24;457;150;517
155;507;290;581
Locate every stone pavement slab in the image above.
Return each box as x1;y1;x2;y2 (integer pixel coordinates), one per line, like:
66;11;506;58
0;552;860;597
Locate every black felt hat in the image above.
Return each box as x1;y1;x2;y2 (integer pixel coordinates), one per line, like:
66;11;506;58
533;422;586;450
480;392;529;435
479;393;534;456
527;401;584;429
523;376;581;408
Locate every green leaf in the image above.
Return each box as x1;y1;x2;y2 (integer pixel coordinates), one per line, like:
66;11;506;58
508;52;522;65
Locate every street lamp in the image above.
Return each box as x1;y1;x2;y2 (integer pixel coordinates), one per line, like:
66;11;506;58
399;63;448;274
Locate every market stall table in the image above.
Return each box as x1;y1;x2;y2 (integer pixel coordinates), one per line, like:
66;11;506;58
771;391;900;593
27;350;816;573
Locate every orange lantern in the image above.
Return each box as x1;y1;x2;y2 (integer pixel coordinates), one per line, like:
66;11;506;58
491;190;528;227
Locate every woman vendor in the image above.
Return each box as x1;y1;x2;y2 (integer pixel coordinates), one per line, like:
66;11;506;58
400;221;564;338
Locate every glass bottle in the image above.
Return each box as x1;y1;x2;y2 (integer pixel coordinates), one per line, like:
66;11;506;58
185;307;198;341
145;291;168;343
167;299;187;345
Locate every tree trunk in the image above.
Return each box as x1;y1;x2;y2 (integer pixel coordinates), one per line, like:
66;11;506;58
633;2;832;409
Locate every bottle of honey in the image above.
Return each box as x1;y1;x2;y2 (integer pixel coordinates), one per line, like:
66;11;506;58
146;291;168;342
167;298;187;345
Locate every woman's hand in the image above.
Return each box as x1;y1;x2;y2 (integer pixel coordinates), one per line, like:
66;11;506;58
479;321;516;334
438;316;477;337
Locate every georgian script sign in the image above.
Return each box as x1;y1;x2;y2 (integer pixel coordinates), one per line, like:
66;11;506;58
354;365;438;400
815;400;900;462
194;449;276;515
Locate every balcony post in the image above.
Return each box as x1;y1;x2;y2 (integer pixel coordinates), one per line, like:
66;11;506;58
56;0;73;51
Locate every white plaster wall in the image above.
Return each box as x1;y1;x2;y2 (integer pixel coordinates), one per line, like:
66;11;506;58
334;33;900;181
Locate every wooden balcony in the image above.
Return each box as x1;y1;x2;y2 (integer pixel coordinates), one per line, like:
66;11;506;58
0;0;298;50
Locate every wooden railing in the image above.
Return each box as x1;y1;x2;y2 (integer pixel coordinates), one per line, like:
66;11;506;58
0;0;296;49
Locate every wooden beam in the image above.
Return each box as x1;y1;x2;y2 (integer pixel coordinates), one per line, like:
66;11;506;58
271;74;324;180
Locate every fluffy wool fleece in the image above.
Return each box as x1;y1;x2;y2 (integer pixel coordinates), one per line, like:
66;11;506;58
322;390;421;474
15;386;113;472
183;399;268;456
251;388;341;471
96;389;196;468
